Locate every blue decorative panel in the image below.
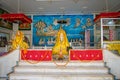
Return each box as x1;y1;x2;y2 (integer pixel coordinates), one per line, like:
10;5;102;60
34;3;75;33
32;15;94;46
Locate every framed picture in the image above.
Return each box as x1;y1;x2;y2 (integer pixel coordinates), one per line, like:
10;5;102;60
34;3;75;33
0;8;13;30
0;19;13;30
19;23;31;30
19;16;32;30
0;32;10;47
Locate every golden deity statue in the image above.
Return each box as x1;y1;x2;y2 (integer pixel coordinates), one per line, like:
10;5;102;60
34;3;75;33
11;30;29;51
52;26;70;56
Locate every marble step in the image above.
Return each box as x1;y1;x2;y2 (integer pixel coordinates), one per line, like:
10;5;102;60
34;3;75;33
9;72;114;80
14;66;109;74
18;61;105;67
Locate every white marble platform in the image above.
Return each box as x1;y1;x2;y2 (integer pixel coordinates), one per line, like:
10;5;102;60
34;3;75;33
8;61;114;80
18;61;105;67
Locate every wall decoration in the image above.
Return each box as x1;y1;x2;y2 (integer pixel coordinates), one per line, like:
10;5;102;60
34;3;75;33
19;16;32;30
32;15;94;47
0;32;10;47
0;8;13;30
19;23;31;30
0;19;13;30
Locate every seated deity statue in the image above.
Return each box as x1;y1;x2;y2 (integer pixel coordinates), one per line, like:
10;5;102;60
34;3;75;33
52;27;70;55
11;30;29;50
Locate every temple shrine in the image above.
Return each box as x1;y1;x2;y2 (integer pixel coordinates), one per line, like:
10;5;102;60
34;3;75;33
0;1;120;80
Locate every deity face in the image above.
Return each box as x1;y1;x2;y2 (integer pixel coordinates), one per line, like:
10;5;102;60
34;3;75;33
60;33;64;42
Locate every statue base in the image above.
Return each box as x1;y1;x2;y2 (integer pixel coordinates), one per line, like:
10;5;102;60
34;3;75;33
52;54;69;61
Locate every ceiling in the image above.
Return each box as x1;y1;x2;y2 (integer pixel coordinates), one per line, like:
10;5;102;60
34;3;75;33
0;0;120;15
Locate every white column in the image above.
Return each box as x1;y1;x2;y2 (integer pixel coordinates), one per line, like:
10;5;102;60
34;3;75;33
101;19;103;48
12;23;19;39
13;23;19;32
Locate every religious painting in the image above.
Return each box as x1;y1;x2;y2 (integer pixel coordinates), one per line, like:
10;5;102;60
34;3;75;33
19;16;31;30
0;19;13;30
0;8;13;30
32;15;94;47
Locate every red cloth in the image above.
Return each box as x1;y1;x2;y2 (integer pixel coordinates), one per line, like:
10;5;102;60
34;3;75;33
21;50;52;61
21;49;103;61
94;12;120;22
0;13;32;23
70;49;103;61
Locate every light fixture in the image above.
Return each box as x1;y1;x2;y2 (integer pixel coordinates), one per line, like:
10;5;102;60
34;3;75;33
57;7;67;24
107;20;115;25
57;20;67;24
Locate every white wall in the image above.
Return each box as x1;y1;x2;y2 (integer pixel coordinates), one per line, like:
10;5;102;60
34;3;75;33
0;46;7;52
103;49;120;79
0;50;19;77
0;27;13;40
0;27;13;52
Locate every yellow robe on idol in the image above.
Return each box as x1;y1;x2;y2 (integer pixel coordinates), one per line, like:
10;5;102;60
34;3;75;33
52;28;70;55
11;30;29;50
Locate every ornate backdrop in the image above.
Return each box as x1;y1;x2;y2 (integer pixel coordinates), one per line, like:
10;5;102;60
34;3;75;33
32;15;94;47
